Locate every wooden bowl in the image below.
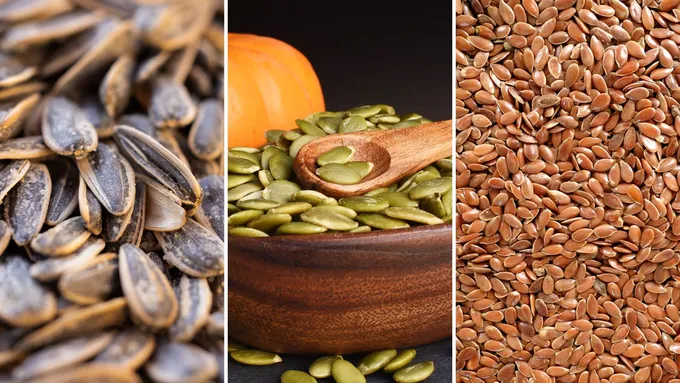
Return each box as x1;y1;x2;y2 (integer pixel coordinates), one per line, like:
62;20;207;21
228;223;452;355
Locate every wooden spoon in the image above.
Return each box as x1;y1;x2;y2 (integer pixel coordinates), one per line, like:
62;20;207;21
293;119;452;198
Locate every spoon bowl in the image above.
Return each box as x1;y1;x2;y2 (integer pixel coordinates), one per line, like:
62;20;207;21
293;120;452;198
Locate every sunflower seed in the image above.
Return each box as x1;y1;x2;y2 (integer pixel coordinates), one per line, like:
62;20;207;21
118;244;178;330
0;93;40;142
0;255;57;327
5;162;50;246
188;98;223;160
169;275;212;342
76;141;135;216
27;363;141;383
0;220;11;255
145;341;218;383
106;181;145;251
41;97;98;158
99;54;134;118
30;237;104;281
78;176;103;235
1;11;103;51
0;53;36;87
154;219;223;277
0;159;29;204
133;2;214;51
144;178;186;232
93;328;155;370
58;252;119;305
0;136;51;160
148;76;197;129
12;332;114;380
30;216;91;257
45;160;79;225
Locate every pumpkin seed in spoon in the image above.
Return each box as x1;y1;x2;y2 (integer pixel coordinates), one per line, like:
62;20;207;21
316;163;362;185
316;146;354;166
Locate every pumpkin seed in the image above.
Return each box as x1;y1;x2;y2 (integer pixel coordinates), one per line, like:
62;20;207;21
231;349;283;366
269;202;313;215
345;161;374;178
276;222;328;235
119;244;178;329
310;205;358;218
263;180;301;204
281;370;318;383
383;349;416;373
392;361;434;383
292;190;332;205
145;341;218;383
228;209;264;226
5;163;50;246
349;225;371;233
296;119;327;137
93;328;155;370
247;213;292;233
228;182;262;202
289;135;317;158
169;275;212;342
228;338;246;352
317;146;354;166
30;216;91;257
301;208;359;231
228;174;255;188
384;207;444;225
0;255;57;328
356;213;410;230
357;349;397;375
236;199;280;211
12;332;114;380
317;163;363;185
339;196;389;212
309;355;343;378
339;116;368;133
59;252;119;305
348;105;382;118
154;219;224;277
409;177;452;199
331;359;366;383
270;152;294;180
228;227;268;237
377;192;419;207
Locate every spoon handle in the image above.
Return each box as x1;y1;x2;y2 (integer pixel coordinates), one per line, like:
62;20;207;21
375;119;453;169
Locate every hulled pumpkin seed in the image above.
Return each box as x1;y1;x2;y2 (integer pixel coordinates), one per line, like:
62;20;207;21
30;237;105;282
228;209;264;227
339;196;389;212
331;359;366;383
236;198;280;211
317;163;363;185
247;213;292;233
317;146;354;166
231;349;283;366
269;202;313;215
409;177;452;199
345;161;374;178
270;152;294;180
12;332;114;381
42;97;98;158
276;222;328;235
228;182;262;202
119;244;178;329
281;370;318;383
349;225;371;233
93;328;155;370
0;255;57;327
58;252;119;305
228;338;246;352
292;190;332;205
5;162;50;246
392;361;434;383
228;227;268;237
30;216;91;257
145;341;218;383
289;135;316;158
356;213;409;230
263;179;301;204
357;349;397;375
384;207;444;225
376;192;419;208
309;355;344;378
169;275;212;342
339;116;368;133
301;208;359;231
383;350;416;373
45;160;79;226
348;105;382;118
155;219;224;277
296;119;327;137
76;142;135;216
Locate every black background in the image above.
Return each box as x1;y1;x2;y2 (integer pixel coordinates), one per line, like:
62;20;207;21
228;0;453;121
228;1;452;382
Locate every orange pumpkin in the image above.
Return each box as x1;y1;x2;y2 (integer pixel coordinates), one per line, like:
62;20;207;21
228;33;325;148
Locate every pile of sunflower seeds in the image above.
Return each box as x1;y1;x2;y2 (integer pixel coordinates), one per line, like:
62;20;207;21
457;0;680;381
0;0;224;381
315;145;375;185
228;338;435;383
228;105;453;237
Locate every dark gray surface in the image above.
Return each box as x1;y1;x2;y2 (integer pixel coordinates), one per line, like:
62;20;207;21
227;338;451;382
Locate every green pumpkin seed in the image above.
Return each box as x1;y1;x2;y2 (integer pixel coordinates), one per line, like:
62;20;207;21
261;146;284;170
369;114;400;124
443;215;452;223
442;189;452;215
228;174;255;189
236;199;280;211
281;370;318;383
364;187;390;197
317;163;362;185
347;105;381;118
383;350;416;373
338;116;367;133
276;222;327;235
339;196;389;212
421;195;447;218
375;104;396;114
331;359;366;383
228;204;240;215
228;339;246;352
258;169;274;186
436;158;452;170
393;361;434;383
227;183;262;202
229;149;260;165
357;349;397;375
266;130;285;143
409;177;452;199
295;119;326;136
228;156;260;174
292;190;331;205
317;146;354;166
400;113;422;121
263;180;301;204
377;192;419;208
247;213;292;233
270;152;293;180
309;355;343;378
230;350;282;366
269;202;313;215
356;213;409;230
345;161;374;178
348;225;371;233
384;207;444;225
283;130;302;142
317;117;341;134
289;135;316;158
413;166;441;184
309;205;357;219
301;208;358;231
392;119;422;129
228;227;268;237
